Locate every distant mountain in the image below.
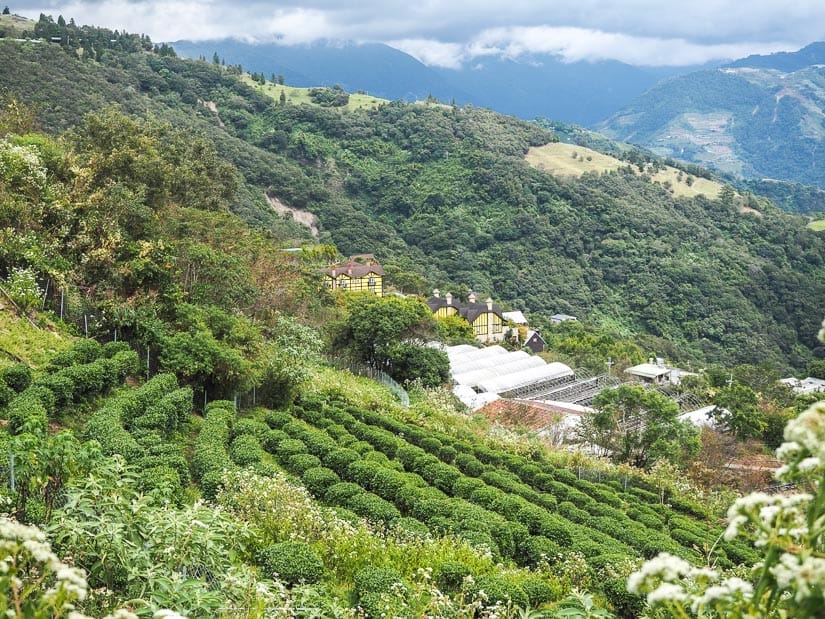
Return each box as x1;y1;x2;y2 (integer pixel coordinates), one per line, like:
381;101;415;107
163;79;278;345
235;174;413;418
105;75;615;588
726;41;825;72
170;40;466;103
170;39;701;126
598;43;825;188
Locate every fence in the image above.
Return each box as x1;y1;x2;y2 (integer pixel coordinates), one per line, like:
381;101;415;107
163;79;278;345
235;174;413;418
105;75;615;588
326;356;410;407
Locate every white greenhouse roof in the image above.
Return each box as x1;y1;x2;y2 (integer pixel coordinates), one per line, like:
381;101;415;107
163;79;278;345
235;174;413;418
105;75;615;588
503;310;528;324
452;356;546;389
447;345;508;362
476;362;574;394
450;350;531;375
452;384;501;411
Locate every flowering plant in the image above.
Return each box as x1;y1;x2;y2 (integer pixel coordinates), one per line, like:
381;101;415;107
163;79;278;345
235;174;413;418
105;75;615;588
627;400;825;618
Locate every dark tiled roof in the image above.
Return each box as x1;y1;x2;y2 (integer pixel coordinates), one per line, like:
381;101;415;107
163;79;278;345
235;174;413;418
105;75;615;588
322;255;384;278
427;296;503;322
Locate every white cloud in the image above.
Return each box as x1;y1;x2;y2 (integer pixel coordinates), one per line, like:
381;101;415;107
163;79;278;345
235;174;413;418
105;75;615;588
466;26;797;67
388;38;466;69
13;0;825;65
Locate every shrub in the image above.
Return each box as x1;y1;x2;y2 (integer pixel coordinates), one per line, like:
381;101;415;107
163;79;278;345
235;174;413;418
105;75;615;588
7;388;49;435
324;482;364;505
492;521;529;560
354;566;407;618
452;476;486;499
230;434;263;466
258;542;324;585
420;437;442;454
84;407;142;460
469;575;528;608
325;447;361;476
0;379;13;408
603;577;645;619
346;491;401;525
302;431;338;458
519;535;560;568
262;429;289;453
301;466;340;496
204;399;235;413
264;410;292;429
133;387;193;433
32;374;73;410
135;464;183;502
354;565;404;598
276;438;307;459
435;561;471;593
422;461;462;493
101;341;132;358
110;349;141;380
394;517;429;536
1;363;31;393
286;453;322;475
232;418;269;440
520;575;557;606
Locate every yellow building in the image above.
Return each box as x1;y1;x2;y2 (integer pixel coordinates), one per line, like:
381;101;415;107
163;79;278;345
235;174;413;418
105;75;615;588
322;254;384;296
426;290;504;343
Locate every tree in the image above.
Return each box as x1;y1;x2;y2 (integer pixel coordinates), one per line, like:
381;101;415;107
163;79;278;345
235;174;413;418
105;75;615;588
2;7;10;15
710;383;765;440
384;342;449;388
212;51;220;65
331;294;440;375
279;90;286;106
580;384;697;468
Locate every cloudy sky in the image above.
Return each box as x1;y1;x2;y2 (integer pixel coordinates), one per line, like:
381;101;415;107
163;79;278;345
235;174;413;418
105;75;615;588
9;1;825;68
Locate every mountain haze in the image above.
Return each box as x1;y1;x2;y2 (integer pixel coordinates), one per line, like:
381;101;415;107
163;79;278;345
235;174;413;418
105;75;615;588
598;43;825;188
171;38;700;126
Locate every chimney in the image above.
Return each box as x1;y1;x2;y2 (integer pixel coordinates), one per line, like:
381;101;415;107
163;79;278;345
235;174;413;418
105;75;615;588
445;292;452;305
656;357;665;367
486;297;493;310
433;288;440;298
331;269;337;277
468;292;477;304
648;357;654;365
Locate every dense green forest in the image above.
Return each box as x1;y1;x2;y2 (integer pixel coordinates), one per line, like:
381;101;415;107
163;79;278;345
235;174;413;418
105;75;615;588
3;19;825;370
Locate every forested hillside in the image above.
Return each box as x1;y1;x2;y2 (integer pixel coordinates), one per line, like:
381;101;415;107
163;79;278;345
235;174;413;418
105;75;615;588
2;17;825;373
598;57;825;188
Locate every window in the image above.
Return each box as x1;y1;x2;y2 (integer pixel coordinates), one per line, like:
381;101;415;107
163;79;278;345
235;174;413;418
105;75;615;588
340;280;348;289
368;277;376;287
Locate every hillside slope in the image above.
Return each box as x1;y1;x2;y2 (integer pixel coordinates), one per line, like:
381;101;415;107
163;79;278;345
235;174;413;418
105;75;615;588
2;30;825;369
598;43;825;188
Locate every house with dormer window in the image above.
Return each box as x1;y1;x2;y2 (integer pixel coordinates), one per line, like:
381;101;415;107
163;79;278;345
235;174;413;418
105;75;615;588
426;290;504;343
321;254;384;296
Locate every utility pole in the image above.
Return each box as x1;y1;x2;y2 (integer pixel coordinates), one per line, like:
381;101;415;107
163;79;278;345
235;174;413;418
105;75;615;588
606;357;614;376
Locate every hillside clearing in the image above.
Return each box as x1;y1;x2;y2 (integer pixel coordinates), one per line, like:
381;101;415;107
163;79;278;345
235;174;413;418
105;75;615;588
807;218;825;231
245;77;388;111
0;307;73;369
526;142;723;200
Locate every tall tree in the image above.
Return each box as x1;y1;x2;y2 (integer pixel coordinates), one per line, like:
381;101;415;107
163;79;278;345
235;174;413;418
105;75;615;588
580;384;698;468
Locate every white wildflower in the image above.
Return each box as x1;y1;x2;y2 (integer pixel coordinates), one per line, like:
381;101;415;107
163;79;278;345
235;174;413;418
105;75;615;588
776;441;802;462
647;582;687;604
627;553;692;593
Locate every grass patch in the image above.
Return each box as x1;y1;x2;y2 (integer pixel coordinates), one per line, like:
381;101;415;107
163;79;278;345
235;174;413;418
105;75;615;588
807;219;825;231
244;77;388;111
0;308;74;369
526;142;723;200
